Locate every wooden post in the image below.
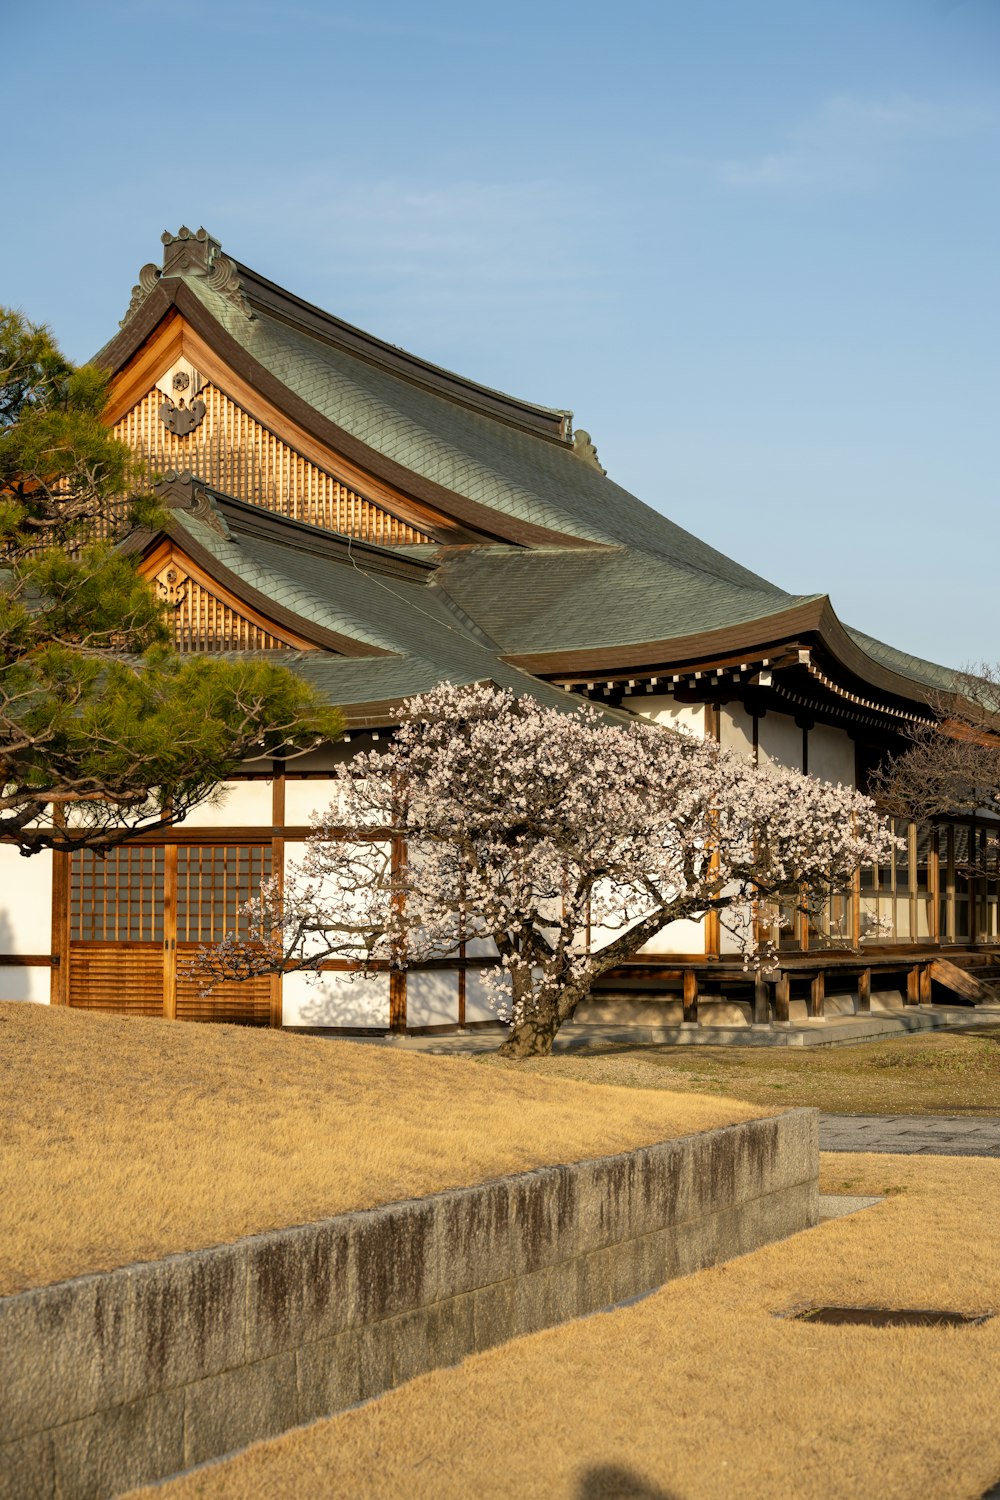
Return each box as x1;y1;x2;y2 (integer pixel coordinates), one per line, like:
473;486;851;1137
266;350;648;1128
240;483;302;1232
775;972;790;1023
50;848;70;1006
389;835;408;1033
162;845;177;1021
269;769;285;1029
809;972;825;1019
857;967;871;1014
753;974;770;1025
682;969;699;1025
919;964;932;1004
906;965;921;1006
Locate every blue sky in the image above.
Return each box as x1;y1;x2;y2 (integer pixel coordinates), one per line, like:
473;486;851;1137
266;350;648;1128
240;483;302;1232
6;0;999;666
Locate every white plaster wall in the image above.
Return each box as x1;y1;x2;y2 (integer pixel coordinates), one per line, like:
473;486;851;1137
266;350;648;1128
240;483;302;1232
637;916;706;955
720;703;755;760
407;971;460;1027
282;970;390;1028
628;694;706;738
464;967;507;1023
0;968;51;1002
465;936;500;958
0;845;52;955
757;712;803;773
284;779;344;825
719;901;753;954
182;780;273;828
808;723;856;787
283;839;391;961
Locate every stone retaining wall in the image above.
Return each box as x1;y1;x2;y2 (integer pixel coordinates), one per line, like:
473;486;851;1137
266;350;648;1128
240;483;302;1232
0;1109;818;1500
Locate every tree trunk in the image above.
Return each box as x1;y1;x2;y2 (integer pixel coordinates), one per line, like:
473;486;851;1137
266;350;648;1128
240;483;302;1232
496;974;584;1059
497;1009;562;1058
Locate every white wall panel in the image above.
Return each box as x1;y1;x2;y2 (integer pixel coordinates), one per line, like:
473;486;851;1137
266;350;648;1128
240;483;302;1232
182;780;273;828
284;779;343;825
281;970;390;1028
720;703;755;760
0;968;50;1003
638;916;706;955
407;971;460;1027
758;712;803;773
808;724;856;787
0;846;52;954
629;694;706;738
464;968;507;1023
283;839;391;961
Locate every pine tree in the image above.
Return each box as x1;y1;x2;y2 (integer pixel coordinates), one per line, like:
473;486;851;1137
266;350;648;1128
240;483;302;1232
0;309;341;854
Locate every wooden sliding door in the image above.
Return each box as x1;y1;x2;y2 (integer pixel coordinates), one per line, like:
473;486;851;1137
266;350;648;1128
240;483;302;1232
67;842;273;1025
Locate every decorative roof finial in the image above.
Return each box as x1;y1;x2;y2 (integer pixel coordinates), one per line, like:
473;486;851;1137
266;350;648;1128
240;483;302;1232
572;429;606;476
120;226;252;327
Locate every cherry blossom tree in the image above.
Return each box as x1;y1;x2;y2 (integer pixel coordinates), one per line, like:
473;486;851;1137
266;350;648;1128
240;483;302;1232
200;681;896;1057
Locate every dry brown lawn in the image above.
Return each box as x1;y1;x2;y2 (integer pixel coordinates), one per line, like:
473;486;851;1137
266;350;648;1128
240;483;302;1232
128;1153;1000;1500
0;1002;765;1295
479;1025;1000;1115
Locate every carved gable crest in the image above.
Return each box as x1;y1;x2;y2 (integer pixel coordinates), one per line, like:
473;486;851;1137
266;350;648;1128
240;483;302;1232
156;358;207;437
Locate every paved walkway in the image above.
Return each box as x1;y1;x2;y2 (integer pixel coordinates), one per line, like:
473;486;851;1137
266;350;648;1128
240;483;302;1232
819;1114;1000;1157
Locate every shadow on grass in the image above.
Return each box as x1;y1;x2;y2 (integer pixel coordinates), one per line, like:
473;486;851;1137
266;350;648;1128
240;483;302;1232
577;1465;677;1499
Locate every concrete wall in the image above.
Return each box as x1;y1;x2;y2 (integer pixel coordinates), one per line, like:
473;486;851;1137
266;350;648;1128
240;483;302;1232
0;1111;818;1500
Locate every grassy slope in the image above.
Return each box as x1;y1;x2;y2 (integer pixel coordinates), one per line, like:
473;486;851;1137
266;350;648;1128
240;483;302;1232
0;1003;764;1295
128;1153;1000;1500
478;1027;1000;1115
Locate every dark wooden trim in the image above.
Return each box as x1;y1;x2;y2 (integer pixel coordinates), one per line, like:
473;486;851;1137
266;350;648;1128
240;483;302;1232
0;954;55;966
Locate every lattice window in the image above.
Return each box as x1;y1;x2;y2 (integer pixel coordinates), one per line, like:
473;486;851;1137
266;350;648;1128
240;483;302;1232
116;385;433;543
176;844;272;944
70;847;165;942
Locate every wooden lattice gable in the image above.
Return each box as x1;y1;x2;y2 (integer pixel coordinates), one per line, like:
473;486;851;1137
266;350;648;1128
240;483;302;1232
139;538;318;654
136;530;391;659
103;308;497;547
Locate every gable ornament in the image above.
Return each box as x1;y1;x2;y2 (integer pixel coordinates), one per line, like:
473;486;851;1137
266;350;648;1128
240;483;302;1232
120;225;252;327
156;358;207;437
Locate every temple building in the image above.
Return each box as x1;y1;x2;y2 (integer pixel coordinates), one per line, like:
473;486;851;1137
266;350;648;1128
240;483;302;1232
2;225;995;1032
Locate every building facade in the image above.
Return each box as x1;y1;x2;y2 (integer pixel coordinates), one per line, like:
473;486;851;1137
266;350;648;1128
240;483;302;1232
2;226;994;1032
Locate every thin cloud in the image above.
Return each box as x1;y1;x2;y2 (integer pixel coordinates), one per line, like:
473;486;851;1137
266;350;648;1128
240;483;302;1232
721;94;997;191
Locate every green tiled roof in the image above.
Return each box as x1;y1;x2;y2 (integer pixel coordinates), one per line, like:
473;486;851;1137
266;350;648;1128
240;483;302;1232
109;237;962;714
180;276;781;590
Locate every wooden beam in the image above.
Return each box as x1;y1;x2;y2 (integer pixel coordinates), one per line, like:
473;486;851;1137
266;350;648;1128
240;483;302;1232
682;970;699;1025
857;967;871;1014
928;958;994;1005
